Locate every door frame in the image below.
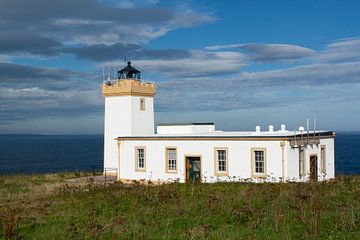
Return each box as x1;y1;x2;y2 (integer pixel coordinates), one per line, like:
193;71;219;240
310;154;318;181
184;154;202;183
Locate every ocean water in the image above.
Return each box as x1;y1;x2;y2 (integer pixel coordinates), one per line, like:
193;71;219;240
0;133;359;175
0;135;103;175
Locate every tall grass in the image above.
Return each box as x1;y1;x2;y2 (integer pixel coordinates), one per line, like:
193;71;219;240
1;174;360;239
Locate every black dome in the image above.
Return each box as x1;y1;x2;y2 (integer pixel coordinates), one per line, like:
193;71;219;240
118;61;141;79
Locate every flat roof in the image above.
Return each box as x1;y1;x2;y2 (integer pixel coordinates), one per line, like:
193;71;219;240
157;123;214;126
116;131;336;140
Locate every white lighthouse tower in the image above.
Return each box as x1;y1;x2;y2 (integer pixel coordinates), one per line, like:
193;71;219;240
102;61;156;175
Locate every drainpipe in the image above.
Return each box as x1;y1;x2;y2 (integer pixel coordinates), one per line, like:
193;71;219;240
280;141;285;182
117;140;121;181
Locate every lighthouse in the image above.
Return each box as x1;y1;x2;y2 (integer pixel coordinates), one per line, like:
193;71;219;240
101;61;335;183
102;61;156;174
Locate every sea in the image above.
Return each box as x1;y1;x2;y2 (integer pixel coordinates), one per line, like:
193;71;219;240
0;133;359;175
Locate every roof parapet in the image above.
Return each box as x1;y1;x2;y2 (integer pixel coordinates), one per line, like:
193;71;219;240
102;79;156;97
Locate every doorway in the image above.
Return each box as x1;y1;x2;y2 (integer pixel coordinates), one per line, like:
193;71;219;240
310;155;318;181
185;156;201;183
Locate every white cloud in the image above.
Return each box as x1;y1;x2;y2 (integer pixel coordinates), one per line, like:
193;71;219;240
315;37;360;63
0;54;12;62
103;50;246;78
152;60;360;112
206;43;315;62
0;0;216;55
238;61;360;86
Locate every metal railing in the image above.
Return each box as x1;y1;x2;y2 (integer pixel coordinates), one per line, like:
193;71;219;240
91;165;117;183
289;132;321;148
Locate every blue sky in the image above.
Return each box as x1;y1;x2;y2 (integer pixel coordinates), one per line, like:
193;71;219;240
0;0;360;134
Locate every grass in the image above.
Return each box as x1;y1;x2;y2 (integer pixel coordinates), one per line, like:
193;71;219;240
0;174;360;239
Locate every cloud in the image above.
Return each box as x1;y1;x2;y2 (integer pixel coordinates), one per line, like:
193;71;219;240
65;43;192;61
0;62;84;90
238;61;360;87
2;38;360;125
0;63;102;124
155;61;360;112
0;0;215;57
104;50;247;78
206;43;315;62
0;0;359;132
316;37;360;63
0;31;61;56
0;86;103;123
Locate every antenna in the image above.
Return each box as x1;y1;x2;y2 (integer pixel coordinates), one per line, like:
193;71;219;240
306;118;309;140
313;117;316;136
102;66;105;81
113;65;115;79
306;118;309;131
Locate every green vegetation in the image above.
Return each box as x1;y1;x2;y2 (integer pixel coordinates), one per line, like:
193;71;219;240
1;174;360;239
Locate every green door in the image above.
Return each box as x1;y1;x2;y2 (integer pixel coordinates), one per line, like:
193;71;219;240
186;157;201;183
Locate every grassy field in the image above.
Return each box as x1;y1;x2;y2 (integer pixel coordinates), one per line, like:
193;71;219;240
0;173;360;239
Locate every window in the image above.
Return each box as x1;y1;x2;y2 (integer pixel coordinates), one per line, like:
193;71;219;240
299;149;306;178
135;147;146;171
140;98;145;111
254;151;265;174
251;148;266;177
215;148;228;175
166;147;177;173
321;145;326;174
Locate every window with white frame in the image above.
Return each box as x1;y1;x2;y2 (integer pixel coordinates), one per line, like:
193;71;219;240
254;150;265;174
215;149;227;174
321;146;326;174
135;147;145;171
166;148;177;172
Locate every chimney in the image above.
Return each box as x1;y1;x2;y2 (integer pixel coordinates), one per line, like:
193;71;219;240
280;124;286;132
255;125;261;133
268;125;274;133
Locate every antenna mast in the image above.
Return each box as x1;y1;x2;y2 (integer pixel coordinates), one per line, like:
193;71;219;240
306;118;309;140
313;117;316;140
107;66;110;80
113;65;115;79
102;66;105;81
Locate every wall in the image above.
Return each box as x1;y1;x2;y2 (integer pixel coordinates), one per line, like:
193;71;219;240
104;96;131;173
118;139;286;183
286;138;335;181
104;95;154;174
117;138;335;182
130;96;154;135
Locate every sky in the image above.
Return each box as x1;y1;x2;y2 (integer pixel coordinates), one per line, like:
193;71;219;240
0;0;360;134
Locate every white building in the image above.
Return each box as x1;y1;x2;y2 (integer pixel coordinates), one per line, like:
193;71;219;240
102;62;335;183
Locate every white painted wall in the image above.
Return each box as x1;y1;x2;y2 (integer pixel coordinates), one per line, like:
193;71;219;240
287;147;299;180
119;140;283;183
319;138;335;180
130;96;154;135
286;138;335;181
117;138;335;183
103;95;154;173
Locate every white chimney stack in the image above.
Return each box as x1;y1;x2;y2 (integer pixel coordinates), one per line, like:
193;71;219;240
268;125;274;133
280;124;286;132
255;125;261;133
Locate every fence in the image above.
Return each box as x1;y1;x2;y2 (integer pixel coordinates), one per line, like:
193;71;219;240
91;165;117;183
